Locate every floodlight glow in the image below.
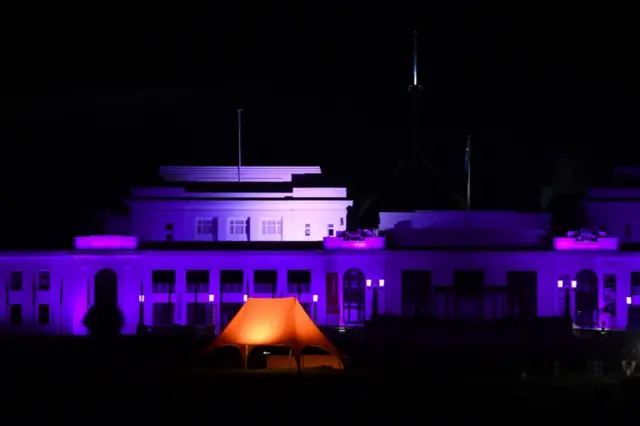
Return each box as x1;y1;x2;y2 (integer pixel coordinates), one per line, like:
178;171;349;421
209;294;215;303
379;279;385;287
138;295;144;303
366;279;372;287
571;280;577;288
74;235;138;250
312;294;318;302
557;280;563;288
243;294;248;302
627;297;632;305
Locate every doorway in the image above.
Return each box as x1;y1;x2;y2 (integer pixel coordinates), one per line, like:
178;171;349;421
94;268;118;307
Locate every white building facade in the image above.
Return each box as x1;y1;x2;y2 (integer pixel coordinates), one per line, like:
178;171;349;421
2;165;640;335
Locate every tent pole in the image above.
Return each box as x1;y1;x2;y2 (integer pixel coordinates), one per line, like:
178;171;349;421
244;344;248;370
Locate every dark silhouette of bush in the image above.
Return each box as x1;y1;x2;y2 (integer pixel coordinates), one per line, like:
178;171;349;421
83;304;125;338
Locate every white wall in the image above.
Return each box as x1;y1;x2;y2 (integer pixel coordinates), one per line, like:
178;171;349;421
129;199;351;242
1;249;638;335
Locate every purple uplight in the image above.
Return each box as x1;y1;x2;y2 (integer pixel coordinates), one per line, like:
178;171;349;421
323;237;386;250
74;235;138;250
554;237;619;251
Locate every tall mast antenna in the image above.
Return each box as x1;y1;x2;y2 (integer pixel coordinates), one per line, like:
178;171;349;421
408;31;423;166
237;108;243;183
408;31;423;92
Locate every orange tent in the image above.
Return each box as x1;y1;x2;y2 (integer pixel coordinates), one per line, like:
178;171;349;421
208;297;341;369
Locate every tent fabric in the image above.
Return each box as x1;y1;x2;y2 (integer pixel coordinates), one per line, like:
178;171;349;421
208;297;341;363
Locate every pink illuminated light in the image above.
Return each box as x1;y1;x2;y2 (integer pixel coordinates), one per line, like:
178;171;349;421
323;237;386;250
378;279;385;287
138;295;144;303
554;237;619;251
74;235;138;250
557;280;563;288
627;296;632;305
312;294;318;302
209;294;215;303
366;279;372;287
243;294;248;302
571;280;577;288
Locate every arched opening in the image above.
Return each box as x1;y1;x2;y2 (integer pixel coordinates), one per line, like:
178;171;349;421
205;344;243;369
247;345;340;370
94;268;118;307
574;269;599;327
343;268;366;324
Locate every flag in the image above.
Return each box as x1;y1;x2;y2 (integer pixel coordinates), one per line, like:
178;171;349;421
465;136;471;172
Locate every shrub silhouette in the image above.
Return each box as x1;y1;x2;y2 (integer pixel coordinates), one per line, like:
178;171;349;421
83;304;125;338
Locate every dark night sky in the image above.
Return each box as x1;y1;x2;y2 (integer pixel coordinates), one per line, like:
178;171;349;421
3;1;638;247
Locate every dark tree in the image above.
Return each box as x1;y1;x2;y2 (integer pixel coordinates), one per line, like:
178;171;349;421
83;304;125;339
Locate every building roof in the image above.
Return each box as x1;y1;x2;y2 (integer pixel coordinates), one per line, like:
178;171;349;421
138;241;325;251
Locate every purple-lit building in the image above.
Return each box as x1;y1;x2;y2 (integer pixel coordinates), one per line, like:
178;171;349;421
2;165;640;335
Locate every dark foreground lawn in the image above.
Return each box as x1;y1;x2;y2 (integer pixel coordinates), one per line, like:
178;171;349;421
1;336;637;424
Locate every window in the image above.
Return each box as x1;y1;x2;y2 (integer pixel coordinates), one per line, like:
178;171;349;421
37;271;50;291
196;219;213;235
328;224;335;237
10;304;22;325
261;219;282;235
402;270;432;316
301;302;312;317
186;303;211;326
604;274;617;316
254;270;277;295
342;269;365;324
220;302;243;329
505;271;538;320
10;271;22;291
152;303;175;326
453;270;485;321
287;270;311;294
165;223;174;242
304;224;311;237
220;270;244;293
229;219;246;235
186;270;210;293
152;270;176;293
631;272;640;296
38;304;50;325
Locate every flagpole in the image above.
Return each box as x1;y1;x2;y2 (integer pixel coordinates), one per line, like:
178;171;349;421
5;277;9;324
465;135;472;228
32;275;36;325
60;276;63;335
466;134;471;212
